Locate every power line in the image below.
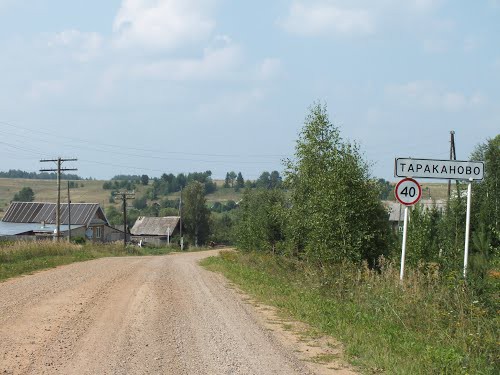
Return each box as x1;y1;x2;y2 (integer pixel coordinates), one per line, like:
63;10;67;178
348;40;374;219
0;120;287;158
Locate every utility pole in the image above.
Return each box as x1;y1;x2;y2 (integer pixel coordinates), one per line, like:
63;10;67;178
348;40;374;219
179;186;183;251
447;131;456;199
67;181;72;242
40;158;77;241
114;191;135;246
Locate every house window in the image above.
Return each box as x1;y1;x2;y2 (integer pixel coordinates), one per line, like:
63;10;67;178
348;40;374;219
95;226;102;239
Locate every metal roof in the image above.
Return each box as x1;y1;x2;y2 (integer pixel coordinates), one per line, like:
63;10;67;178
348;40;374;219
0;221;84;236
130;216;180;236
2;202;107;226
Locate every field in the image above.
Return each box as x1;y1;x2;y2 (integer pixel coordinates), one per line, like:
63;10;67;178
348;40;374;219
419;181;461;201
0;179;147;218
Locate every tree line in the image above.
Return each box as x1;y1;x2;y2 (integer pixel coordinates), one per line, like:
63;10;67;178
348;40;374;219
223;171;283;190
0;169;82;180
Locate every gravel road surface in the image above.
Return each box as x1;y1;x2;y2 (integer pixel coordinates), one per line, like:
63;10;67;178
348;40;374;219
0;250;346;374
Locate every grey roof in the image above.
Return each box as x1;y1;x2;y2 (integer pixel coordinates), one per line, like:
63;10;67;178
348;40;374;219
2;202;108;226
112;225;127;233
130;216;180;236
0;221;84;236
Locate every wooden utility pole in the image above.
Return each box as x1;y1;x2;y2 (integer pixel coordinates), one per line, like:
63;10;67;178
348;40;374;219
179;186;183;251
114;191;135;246
67;181;72;241
447;131;456;199
40;158;77;241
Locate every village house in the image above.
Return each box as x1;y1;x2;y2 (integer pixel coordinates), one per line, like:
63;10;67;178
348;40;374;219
130;216;180;246
0;202;124;242
383;199;447;232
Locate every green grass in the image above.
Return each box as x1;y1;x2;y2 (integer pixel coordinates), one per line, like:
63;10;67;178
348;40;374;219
0;241;176;281
201;251;499;374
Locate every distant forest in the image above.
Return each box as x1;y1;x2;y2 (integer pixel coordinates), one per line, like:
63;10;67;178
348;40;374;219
0;169;83;180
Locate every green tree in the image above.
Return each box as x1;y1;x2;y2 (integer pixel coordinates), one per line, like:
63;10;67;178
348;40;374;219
228;171;237;187
284;103;389;265
256;171;271;189
141;174;149;186
133;195;148;210
105;206;122;225
269;171;283;189
235;172;245;190
376;178;393;200
471;135;499;254
224;173;231;188
405;204;442;265
183;181;211;247
234;188;287;253
210;212;234;244
13;187;35;202
244;179;255;189
176;173;187;189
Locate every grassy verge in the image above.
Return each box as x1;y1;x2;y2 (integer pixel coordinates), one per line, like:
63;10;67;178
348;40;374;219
0;241;176;281
201;251;499;374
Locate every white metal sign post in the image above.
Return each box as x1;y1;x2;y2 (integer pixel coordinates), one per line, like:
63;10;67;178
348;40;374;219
463;179;472;278
395;157;484;279
395;178;422;281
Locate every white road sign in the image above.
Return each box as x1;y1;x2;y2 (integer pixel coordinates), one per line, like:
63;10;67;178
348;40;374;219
395;178;422;206
395;158;484;180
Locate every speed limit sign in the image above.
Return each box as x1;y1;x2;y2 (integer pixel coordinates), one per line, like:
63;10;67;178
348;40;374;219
395;178;422;206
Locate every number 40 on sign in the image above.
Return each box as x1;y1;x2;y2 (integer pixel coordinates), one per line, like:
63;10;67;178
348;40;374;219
395;177;422;206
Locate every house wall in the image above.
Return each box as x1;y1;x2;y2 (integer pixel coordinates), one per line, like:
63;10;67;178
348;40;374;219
131;236;172;247
103;225;125;242
61;225;123;243
64;226;87;240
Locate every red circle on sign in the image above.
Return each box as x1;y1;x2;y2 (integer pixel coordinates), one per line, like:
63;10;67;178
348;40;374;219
395;178;422;206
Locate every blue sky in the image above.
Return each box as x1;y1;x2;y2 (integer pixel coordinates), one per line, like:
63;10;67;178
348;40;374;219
0;0;498;181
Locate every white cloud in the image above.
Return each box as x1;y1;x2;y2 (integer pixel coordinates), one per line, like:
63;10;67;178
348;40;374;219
128;37;242;81
278;0;449;38
256;58;282;80
279;1;375;36
385;81;486;112
113;0;215;50
47;30;103;62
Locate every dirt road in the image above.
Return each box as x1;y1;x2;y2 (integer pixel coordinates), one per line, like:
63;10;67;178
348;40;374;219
0;250;350;374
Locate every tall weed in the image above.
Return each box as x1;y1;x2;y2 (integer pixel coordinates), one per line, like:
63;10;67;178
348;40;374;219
203;251;499;374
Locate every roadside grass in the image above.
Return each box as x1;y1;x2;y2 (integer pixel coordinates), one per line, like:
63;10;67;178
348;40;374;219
0;241;176;281
201;251;499;374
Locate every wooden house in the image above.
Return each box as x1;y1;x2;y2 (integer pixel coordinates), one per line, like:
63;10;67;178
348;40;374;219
130;216;180;246
0;202;124;242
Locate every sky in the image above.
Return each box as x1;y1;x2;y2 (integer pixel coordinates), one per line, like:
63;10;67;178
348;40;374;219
0;0;498;181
